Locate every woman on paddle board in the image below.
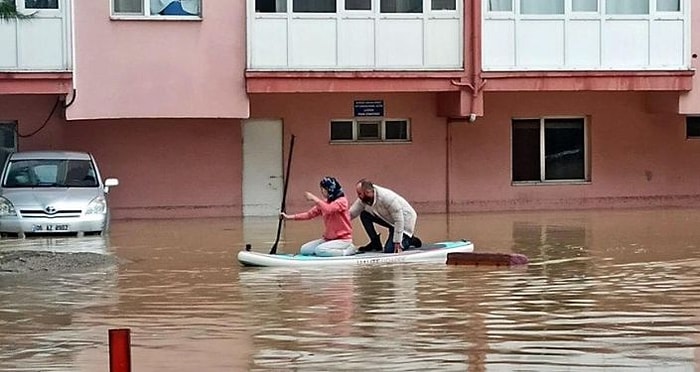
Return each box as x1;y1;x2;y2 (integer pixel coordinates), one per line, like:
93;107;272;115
280;176;355;257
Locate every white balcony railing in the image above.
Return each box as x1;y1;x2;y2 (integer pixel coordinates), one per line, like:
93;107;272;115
0;0;72;71
247;0;463;71
483;0;690;71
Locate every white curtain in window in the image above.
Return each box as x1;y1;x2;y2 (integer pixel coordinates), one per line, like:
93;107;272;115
114;0;142;13
488;0;512;11
520;0;564;14
657;0;679;11
606;0;649;14
572;0;596;12
151;0;200;15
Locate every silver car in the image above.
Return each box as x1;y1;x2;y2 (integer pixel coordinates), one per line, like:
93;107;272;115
0;151;119;238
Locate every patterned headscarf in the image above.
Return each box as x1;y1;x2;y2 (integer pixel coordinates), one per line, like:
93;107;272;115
320;176;344;202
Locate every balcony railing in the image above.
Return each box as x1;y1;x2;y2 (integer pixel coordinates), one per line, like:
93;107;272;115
0;0;72;71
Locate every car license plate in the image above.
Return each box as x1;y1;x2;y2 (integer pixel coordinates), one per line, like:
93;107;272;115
32;224;69;232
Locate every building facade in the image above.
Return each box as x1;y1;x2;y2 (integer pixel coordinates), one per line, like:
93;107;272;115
1;0;699;219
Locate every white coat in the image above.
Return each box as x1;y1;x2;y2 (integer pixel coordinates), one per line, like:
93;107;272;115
349;184;417;243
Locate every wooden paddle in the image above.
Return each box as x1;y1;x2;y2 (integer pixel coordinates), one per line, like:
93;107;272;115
269;134;295;255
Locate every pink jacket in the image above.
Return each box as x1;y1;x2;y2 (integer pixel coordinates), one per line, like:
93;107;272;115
290;196;353;241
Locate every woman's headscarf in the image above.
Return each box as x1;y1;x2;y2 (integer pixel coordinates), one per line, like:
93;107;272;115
320;176;344;202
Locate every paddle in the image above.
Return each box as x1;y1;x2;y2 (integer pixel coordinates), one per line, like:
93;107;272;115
269;134;295;255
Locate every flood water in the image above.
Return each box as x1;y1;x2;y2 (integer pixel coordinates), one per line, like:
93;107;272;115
2;208;700;371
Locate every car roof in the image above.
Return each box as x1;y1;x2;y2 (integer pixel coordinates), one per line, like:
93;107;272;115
8;151;92;161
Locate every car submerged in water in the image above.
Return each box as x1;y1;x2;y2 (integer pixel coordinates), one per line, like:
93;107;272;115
0;151;119;238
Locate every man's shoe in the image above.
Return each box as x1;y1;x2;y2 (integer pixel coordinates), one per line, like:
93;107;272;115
358;241;382;253
410;236;422;248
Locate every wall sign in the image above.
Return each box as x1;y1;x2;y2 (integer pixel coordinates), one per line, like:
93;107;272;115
354;100;384;117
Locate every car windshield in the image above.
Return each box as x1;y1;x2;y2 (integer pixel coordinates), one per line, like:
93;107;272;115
3;159;98;188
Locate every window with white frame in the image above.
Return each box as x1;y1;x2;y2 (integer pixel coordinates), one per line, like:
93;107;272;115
24;0;58;9
487;0;681;14
293;0;336;13
256;0;287;12
520;0;563;15
512;118;587;183
330;119;411;142
253;0;450;13
381;0;423;13
572;0;596;12
346;0;371;10
432;0;455;10
112;0;201;17
488;0;512;11
686;117;700;139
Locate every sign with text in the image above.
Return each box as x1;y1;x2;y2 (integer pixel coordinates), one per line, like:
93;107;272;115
354;100;384;117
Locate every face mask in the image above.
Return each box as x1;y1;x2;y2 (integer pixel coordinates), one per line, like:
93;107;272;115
361;195;374;205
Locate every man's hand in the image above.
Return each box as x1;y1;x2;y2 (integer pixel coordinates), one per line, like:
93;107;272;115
393;242;402;254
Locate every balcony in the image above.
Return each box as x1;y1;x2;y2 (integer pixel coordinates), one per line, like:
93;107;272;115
482;0;690;71
247;0;463;71
0;1;72;72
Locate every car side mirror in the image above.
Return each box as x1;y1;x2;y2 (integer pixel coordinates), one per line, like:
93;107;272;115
104;178;119;193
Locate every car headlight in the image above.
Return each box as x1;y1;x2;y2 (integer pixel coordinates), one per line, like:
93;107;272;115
0;197;16;217
86;196;107;214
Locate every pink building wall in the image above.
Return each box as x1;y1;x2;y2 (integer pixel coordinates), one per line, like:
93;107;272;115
67;1;249;120
251;90;700;215
250;93;449;214
449;91;700;211
679;0;700;114
1;95;243;219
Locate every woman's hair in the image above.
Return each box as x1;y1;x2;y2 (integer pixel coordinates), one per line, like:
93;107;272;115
320;176;344;202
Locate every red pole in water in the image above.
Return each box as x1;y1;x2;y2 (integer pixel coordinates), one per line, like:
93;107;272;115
109;328;131;372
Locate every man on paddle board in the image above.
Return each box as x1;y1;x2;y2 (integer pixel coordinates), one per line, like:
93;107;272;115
351;179;422;254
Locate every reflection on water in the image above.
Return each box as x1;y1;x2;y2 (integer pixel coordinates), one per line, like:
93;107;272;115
2;209;700;371
0;235;110;255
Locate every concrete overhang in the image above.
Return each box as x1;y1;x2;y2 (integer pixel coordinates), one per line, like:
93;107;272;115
0;72;73;95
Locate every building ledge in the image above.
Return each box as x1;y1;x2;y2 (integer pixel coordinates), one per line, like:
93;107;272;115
246;70;464;93
0;72;73;95
481;70;695;92
247;70;695;93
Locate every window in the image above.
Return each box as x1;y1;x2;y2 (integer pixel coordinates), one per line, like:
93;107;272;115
686;117;700;138
488;0;512;11
512;118;587;182
346;0;371;10
572;0;597;12
432;0;455;11
256;0;287;12
330;119;411;143
24;0;58;9
358;121;380;140
486;0;676;15
331;121;354;141
657;0;680;11
0;123;16;171
606;0;649;15
385;120;408;140
5;159;97;188
112;0;201;17
293;0;336;13
520;0;564;14
380;0;422;13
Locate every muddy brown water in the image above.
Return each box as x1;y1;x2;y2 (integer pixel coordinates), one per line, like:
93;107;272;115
1;208;700;371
